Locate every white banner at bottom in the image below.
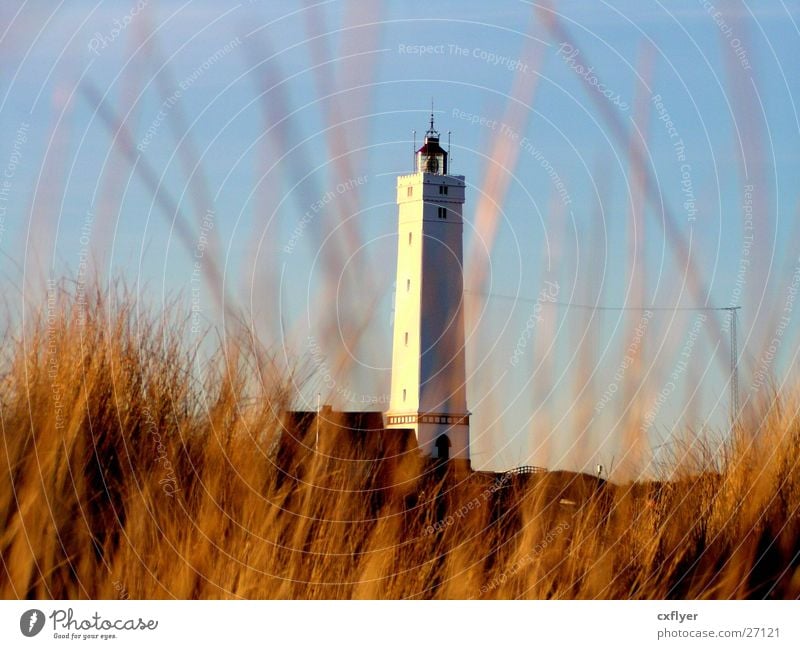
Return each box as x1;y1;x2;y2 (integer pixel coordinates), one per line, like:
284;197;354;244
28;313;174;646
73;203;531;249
0;600;797;648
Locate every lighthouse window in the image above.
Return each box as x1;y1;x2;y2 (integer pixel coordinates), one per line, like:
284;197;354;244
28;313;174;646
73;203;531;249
404;332;408;346
437;206;447;219
406;279;410;292
402;389;407;402
438;185;448;195
408;232;412;245
407;186;413;197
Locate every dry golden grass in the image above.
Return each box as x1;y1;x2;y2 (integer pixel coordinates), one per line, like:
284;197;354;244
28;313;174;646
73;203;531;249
1;281;799;599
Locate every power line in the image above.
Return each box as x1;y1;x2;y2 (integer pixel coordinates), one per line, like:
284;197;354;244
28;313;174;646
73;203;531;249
548;302;736;312
465;290;739;312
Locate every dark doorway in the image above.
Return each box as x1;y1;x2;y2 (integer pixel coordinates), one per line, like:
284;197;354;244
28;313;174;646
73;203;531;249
435;434;451;461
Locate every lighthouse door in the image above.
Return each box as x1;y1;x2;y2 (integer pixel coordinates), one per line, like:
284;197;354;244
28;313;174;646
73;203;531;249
435;434;451;461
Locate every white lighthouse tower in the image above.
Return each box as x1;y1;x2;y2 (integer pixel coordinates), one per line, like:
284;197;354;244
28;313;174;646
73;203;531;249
385;113;470;468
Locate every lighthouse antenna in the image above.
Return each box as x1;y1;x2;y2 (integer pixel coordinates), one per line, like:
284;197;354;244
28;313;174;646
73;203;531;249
448;130;451;173
412;129;416;172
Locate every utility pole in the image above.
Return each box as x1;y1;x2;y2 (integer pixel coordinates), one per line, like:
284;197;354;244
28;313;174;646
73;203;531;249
316;392;321;451
724;307;741;428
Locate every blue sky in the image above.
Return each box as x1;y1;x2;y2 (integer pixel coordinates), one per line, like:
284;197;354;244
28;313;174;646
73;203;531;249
1;0;799;475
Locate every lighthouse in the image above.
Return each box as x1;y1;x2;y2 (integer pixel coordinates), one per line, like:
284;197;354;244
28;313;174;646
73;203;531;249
385;113;470;468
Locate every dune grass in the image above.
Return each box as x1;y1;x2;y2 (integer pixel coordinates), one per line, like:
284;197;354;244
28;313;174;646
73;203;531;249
0;282;798;599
